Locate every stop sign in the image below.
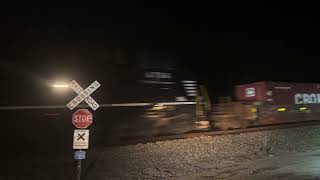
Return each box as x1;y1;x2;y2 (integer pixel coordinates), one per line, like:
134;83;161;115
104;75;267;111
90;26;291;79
72;109;93;128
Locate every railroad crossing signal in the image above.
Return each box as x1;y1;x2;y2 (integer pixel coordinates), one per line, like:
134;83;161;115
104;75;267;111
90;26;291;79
67;80;101;111
67;80;101;180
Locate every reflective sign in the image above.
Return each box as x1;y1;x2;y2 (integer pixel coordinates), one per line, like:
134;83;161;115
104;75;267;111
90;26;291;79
73;129;89;149
74;150;86;160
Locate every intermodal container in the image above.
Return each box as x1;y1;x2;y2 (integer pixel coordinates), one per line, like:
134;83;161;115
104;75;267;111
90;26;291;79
235;81;320;105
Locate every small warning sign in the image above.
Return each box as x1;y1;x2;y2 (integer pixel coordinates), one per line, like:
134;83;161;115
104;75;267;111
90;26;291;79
73;129;89;149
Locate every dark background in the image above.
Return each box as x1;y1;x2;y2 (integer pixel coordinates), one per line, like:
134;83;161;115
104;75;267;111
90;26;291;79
3;3;320;179
0;1;319;105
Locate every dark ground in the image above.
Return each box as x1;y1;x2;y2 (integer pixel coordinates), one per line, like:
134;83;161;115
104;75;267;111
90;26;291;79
1;105;195;179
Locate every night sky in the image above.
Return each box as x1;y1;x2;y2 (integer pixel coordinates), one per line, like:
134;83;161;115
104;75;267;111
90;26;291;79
1;2;319;105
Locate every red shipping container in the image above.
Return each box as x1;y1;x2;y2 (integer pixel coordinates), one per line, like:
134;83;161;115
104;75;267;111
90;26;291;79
235;81;320;105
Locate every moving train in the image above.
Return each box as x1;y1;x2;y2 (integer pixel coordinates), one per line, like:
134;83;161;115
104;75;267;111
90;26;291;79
2;55;200;149
6;55;320;149
206;81;320;130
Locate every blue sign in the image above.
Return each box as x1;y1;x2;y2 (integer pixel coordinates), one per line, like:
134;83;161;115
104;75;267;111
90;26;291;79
74;150;86;160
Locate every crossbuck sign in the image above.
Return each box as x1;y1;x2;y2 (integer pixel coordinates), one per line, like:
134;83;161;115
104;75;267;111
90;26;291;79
67;80;101;111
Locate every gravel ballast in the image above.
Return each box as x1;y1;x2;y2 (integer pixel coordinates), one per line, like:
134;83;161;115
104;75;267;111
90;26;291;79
87;125;320;180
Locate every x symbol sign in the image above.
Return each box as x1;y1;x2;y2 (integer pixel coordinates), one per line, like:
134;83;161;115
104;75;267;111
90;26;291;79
67;80;101;111
77;133;86;141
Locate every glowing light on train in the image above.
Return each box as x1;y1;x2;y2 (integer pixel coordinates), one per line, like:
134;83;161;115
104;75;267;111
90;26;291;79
277;108;286;112
299;107;307;111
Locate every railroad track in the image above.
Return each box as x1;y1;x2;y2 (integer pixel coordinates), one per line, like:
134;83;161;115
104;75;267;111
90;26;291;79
112;120;320;147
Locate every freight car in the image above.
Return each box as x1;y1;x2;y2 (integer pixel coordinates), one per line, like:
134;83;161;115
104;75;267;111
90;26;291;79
209;81;320;130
